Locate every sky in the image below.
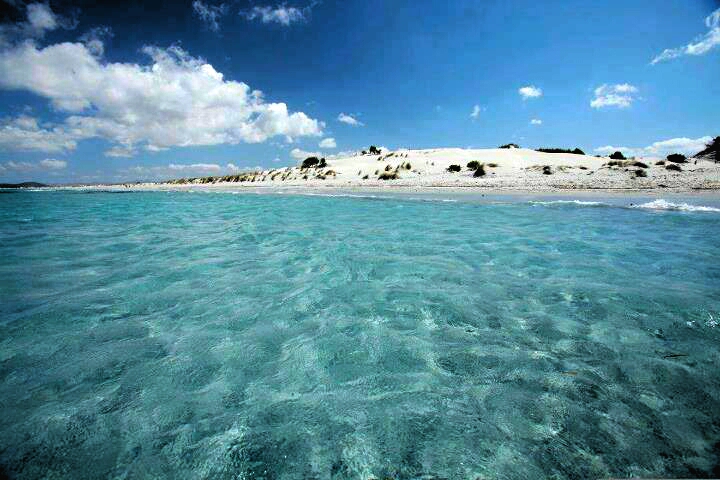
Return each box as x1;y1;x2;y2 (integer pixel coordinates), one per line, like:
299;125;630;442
0;0;718;184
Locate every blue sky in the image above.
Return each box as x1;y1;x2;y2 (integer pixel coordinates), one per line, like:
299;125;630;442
0;0;718;183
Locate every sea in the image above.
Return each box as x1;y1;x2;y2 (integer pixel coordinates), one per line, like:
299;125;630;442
1;189;720;479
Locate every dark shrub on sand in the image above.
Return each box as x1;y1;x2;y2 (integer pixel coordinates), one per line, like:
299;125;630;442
405;163;411;170
609;151;626;160
473;165;486;177
301;157;320;168
368;145;381;155
542;165;552;175
666;153;687;164
378;172;399;180
632;161;649;168
467;160;481;170
665;164;682;172
694;136;719;162
487;163;498;167
635;169;647;178
362;174;369;179
655;160;666;165
499;143;519;149
447;164;461;172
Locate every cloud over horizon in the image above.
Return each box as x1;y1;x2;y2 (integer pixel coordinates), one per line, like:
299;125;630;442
595;135;712;158
0;6;323;157
651;8;720;64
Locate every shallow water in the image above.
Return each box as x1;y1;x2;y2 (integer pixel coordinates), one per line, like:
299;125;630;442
1;190;720;479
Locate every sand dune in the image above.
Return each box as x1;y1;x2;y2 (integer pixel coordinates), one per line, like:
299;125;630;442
114;147;720;192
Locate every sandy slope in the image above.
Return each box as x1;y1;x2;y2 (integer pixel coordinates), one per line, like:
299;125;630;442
119;148;720;191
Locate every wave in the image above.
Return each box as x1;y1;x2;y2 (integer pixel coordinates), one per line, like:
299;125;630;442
630;199;720;213
529;200;608;206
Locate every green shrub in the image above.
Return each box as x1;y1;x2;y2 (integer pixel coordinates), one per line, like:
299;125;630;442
368;145;381;155
473;165;486;177
635;169;647;178
655;160;666;165
447;164;461;172
542;166;552;175
632;161;649;168
467;160;481;170
499;143;519;149
301;157;320;168
665;164;682;172
535;147;585;155
378;172;399;180
666;153;687;164
362;174;369;179
609;151;626;160
405;163;411;170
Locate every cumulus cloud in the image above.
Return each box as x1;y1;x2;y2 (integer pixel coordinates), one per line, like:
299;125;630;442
0;7;322;156
39;158;67;169
651;8;720;64
590;84;638;109
337;113;363;126
0;115;78;152
122;163;231;180
319;137;336;148
241;5;305;26
595;135;712;158
530;119;542;125
0;158;67;173
470;104;481;120
79;26;113;56
518;85;542;100
0;2;76;46
290;147;320;159
193;1;228;32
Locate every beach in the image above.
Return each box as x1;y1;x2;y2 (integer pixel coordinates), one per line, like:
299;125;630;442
89;148;720;193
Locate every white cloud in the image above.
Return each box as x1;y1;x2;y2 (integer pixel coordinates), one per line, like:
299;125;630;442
0;3;76;46
39;158;67;169
79;26;113;57
337;113;364;126
651;8;720;64
122;163;230;180
0;17;322;156
530;118;542;125
0;158;67;173
595;135;712;158
168;163;221;172
590;83;638;109
470;104;481;119
227;163;241;172
104;145;136;157
319;137;336;148
242;5;305;26
193;1;227;32
290;147;321;159
0;115;78;152
518;85;542;99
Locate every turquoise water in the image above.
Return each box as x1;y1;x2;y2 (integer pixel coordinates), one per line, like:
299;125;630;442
1;190;720;479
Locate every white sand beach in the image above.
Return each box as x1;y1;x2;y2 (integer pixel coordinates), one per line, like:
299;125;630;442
97;148;720;192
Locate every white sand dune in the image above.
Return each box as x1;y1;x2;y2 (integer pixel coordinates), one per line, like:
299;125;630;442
106;147;720;192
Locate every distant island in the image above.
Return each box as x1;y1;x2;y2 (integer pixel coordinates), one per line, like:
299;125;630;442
0;182;48;189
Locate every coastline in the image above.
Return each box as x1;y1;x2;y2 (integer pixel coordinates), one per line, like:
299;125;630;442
54;147;720;196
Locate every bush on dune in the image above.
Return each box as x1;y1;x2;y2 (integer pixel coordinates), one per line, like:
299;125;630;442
447;164;461;172
467;160;481;170
694;136;719;162
666;153;687;164
609;151;626;160
499;143;519;149
665;164;682;172
473;165;486;177
535;147;586;155
378;172;399;180
301;157;320;168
